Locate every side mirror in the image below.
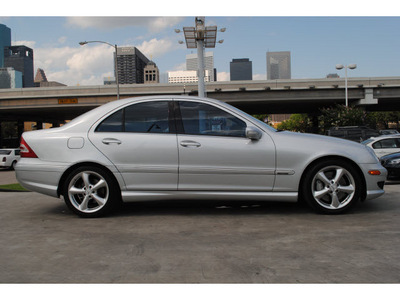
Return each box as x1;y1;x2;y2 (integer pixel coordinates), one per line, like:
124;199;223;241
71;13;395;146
246;127;262;140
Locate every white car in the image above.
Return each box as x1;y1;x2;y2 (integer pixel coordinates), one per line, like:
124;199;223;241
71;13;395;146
362;135;400;158
15;96;387;217
0;149;20;169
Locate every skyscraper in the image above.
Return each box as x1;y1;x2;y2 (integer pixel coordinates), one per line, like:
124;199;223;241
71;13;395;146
230;58;252;81
116;47;149;84
0;24;11;67
267;51;291;80
144;60;160;84
186;52;215;82
0;67;22;89
4;45;34;87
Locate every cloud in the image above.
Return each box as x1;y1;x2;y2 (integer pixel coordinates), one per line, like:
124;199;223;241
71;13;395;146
217;71;230;81
66;16;184;33
135;38;176;59
12;40;36;48
31;38;177;86
253;73;266;80
32;43;115;86
58;36;67;44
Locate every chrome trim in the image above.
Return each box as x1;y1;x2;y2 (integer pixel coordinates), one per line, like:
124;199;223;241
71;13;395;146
275;169;295;175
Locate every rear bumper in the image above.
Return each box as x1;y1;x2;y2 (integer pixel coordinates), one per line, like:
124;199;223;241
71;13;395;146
15;159;68;198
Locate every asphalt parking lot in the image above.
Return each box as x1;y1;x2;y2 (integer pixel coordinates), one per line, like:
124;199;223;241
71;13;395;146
1;169;400;283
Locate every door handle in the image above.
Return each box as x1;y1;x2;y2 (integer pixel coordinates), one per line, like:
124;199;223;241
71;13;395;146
180;140;201;148
102;138;122;145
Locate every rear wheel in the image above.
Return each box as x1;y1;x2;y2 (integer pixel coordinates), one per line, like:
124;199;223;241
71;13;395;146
302;159;363;214
63;166;120;217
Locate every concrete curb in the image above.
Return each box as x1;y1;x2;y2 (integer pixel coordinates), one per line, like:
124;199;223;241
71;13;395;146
0;188;29;192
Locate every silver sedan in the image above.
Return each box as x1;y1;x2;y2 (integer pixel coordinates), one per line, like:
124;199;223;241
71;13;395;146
16;96;387;217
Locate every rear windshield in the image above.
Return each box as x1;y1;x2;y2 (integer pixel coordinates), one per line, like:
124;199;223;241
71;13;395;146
0;150;11;155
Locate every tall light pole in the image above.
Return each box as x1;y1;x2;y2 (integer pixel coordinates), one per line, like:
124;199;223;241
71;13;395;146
79;41;120;100
175;17;225;98
336;64;357;107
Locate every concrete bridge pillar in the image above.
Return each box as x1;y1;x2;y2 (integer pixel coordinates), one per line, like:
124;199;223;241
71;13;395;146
356;88;378;105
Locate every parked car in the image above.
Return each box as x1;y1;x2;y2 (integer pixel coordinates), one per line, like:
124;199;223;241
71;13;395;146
15;96;387;217
362;135;400;158
327;126;380;142
380;152;400;180
0;149;20;169
379;129;400;135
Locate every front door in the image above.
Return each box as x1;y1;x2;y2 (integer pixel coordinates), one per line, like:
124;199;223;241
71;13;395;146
176;100;276;191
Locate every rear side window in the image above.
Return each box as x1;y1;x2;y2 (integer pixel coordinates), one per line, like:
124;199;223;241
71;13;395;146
96;109;123;132
372;138;400;149
96;101;170;133
178;101;246;137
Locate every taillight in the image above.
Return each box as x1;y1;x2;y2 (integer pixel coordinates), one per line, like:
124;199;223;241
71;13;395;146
20;136;38;158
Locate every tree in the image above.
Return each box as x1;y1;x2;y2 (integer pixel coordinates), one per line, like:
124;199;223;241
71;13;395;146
318;105;368;134
367;111;400;129
276;114;312;133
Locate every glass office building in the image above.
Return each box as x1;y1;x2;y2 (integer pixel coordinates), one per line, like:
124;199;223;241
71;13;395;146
267;51;291;80
0;24;11;67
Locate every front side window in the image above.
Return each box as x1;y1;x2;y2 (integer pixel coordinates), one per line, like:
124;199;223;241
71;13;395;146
178;101;246;137
96;101;170;133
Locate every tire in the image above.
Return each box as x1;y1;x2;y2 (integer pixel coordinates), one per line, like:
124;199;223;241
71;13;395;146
10;161;17;170
63;166;120;218
301;159;363;214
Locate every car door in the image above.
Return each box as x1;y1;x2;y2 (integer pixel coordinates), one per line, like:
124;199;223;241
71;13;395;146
88;100;179;191
372;138;400;158
176;100;276;191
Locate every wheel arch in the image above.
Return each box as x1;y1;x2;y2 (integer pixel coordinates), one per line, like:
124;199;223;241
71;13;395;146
57;162;122;197
298;155;367;202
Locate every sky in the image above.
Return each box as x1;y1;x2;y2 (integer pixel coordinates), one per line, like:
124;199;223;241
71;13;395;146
1;1;400;86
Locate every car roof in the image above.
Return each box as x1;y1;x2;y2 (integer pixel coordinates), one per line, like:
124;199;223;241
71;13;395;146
368;134;400;141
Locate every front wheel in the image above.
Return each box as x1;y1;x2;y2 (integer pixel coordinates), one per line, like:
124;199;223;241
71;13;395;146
63;166;120;218
302;159;363;214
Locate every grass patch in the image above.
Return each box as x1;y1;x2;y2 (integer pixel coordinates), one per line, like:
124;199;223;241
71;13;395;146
0;183;28;191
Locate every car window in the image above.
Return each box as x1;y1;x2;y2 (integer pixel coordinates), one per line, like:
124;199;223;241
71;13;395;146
178;101;246;137
0;150;11;155
96;109;123;132
125;101;169;133
372;139;400;149
96;101;170;133
14;150;20;156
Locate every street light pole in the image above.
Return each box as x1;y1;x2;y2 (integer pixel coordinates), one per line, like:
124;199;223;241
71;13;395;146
175;17;225;98
336;64;357;107
79;41;120;100
197;38;206;98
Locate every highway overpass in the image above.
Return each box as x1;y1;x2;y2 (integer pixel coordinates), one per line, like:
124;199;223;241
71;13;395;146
1;77;400;124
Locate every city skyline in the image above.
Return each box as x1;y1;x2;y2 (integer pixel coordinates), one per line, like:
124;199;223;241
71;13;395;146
1;15;400;86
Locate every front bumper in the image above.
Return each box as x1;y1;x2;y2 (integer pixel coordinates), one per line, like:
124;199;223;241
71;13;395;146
359;163;387;201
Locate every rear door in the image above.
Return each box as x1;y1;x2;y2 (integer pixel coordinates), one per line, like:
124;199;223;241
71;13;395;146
88;100;179;191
